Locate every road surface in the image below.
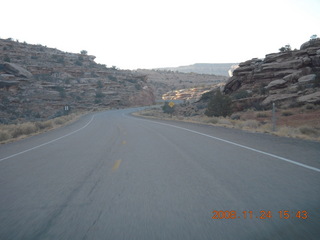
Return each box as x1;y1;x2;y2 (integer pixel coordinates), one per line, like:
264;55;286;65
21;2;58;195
1;108;320;239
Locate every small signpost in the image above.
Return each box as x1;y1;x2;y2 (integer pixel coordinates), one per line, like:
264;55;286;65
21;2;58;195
64;105;70;115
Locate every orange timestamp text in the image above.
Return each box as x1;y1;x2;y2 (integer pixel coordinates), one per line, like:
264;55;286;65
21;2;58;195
211;210;308;220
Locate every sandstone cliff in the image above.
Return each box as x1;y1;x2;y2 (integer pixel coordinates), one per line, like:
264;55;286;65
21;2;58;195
223;38;320;110
0;38;155;123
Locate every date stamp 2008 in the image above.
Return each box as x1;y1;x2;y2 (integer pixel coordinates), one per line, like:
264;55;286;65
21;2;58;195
211;210;308;220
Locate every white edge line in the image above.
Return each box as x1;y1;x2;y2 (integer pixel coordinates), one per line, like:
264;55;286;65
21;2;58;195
129;114;320;173
0;115;95;162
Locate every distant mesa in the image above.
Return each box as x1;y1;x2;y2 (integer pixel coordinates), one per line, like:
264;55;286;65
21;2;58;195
154;63;238;77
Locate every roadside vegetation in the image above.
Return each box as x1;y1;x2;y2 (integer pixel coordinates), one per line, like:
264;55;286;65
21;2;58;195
0;113;82;144
133;103;320;142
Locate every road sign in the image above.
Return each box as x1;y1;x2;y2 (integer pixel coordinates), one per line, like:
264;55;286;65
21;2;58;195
168;102;175;108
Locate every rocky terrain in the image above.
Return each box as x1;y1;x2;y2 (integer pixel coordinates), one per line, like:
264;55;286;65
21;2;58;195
136;69;228;100
0;38;155;123
223;38;320;110
155;63;238;76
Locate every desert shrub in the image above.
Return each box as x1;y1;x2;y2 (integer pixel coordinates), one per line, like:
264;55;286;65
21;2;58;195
279;44;291;52
199;91;214;101
162;102;175;114
75;60;82;66
11;123;38;138
243;120;260;129
232;90;252;100
3;54;10;62
230;113;241;120
313;74;320;87
108;75;117;81
135;83;142;90
299;127;319;136
95;91;105;98
0;130;11;141
205;91;232;117
97;80;103;88
54;118;64;125
35;121;53;130
304;104;315;110
281;110;293;116
256;112;268;118
218;118;232;125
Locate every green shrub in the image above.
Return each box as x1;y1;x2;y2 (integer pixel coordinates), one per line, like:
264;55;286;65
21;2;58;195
314;74;320;87
95;91;105;98
205;91;232;117
232;90;252;100
3;55;10;62
162;102;175;114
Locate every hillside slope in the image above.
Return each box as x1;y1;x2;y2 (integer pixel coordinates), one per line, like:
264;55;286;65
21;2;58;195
0;39;155;123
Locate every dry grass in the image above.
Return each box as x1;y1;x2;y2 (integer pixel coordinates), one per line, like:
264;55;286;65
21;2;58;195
0;113;83;144
133;106;320;141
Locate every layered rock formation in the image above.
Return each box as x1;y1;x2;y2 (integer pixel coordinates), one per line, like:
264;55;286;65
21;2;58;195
223;38;320;109
0;39;155;123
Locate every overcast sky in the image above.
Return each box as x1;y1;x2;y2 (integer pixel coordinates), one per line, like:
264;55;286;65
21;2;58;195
1;0;319;70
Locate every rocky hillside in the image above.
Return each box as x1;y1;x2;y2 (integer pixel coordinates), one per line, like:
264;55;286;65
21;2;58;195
0;38;155;123
155;63;238;76
223;38;320;110
136;69;228;100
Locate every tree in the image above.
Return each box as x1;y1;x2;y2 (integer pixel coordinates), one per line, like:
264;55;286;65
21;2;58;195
205;91;232;117
162;102;175;115
80;50;88;55
279;44;291;52
310;34;318;41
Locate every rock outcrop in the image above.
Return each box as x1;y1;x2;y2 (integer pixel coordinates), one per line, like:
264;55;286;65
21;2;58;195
223;38;320;109
0;38;155;123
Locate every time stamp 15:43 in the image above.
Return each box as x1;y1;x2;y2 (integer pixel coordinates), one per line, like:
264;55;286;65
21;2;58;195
211;210;308;220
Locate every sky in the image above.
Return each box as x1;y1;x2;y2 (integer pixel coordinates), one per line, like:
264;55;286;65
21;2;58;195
1;0;320;70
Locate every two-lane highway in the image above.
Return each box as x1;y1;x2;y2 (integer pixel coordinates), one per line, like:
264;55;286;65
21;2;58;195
1;108;319;239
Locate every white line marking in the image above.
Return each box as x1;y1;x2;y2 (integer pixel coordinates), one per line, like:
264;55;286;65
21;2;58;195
0;115;95;162
130;115;320;173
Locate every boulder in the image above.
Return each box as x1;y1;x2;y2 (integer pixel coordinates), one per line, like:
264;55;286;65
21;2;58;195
297;91;320;103
265;79;287;89
261;93;298;106
3;63;33;78
298;74;316;83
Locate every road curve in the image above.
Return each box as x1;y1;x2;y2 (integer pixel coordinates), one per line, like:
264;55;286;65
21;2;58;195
0;108;319;240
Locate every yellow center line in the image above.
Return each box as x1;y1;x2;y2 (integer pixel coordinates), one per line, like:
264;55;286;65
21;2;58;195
112;159;122;171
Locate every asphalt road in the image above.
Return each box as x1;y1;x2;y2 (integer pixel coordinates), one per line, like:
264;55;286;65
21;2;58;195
1;108;320;240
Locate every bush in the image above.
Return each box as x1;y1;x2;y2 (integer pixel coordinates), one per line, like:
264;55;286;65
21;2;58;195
282;111;293;116
205;91;232;117
279;44;291;52
162;102;175;114
256;112;268;118
3;54;10;62
232;90;252;100
97;80;103;88
299;127;319;136
95;91;105;98
313;74;320;87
